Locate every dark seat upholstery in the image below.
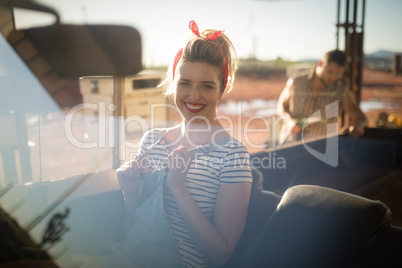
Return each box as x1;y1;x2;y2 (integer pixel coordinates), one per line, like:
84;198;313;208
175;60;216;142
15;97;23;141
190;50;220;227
363;223;402;268
253;185;393;267
225;168;281;267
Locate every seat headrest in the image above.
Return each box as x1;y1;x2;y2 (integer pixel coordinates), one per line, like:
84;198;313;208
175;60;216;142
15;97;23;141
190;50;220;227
278;185;392;227
261;185;392;266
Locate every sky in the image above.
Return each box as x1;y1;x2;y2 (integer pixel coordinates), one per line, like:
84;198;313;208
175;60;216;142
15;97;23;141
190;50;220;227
14;0;402;67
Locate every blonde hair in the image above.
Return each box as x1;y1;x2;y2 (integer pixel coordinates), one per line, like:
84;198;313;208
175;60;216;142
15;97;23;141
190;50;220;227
162;28;238;96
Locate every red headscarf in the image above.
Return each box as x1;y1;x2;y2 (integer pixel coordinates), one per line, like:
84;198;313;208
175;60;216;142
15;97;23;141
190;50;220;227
172;21;229;92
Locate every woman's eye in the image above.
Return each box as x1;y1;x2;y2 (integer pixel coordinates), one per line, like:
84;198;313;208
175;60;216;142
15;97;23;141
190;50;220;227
202;84;214;90
179;81;190;86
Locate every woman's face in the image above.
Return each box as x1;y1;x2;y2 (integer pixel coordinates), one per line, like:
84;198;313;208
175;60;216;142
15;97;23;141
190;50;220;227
174;61;223;124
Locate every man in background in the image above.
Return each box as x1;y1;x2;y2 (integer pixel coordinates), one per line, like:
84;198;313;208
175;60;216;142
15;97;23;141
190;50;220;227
276;49;368;144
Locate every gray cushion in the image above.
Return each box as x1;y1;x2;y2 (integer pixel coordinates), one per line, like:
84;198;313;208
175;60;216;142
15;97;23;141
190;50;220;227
255;185;392;267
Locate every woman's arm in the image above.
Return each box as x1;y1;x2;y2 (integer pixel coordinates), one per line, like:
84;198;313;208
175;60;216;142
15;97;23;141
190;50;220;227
166;146;252;266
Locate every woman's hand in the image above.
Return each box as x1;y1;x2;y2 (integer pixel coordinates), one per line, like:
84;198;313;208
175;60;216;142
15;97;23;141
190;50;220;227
166;145;192;195
116;154;150;193
116;153;151;231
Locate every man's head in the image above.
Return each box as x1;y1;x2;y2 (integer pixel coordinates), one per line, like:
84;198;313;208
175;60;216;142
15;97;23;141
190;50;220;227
316;49;346;86
321;49;347;67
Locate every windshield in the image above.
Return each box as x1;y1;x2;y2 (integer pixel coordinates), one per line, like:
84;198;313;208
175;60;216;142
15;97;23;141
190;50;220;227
1;1;401;267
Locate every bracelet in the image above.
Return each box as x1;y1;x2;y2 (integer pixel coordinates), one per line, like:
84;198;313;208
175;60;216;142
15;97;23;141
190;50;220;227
296;118;306;127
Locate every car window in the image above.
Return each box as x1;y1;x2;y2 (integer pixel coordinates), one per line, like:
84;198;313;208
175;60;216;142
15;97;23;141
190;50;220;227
0;33;114;185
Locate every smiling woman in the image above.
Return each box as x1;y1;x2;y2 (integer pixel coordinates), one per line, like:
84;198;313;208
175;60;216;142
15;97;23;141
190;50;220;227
175;62;222;124
115;20;252;267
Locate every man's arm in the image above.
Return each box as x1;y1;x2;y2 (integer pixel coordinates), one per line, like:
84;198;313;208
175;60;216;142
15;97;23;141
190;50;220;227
276;78;302;134
343;90;368;138
276;78;292;115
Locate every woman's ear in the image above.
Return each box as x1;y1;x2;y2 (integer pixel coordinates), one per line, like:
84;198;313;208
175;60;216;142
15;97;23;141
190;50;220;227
218;89;224;100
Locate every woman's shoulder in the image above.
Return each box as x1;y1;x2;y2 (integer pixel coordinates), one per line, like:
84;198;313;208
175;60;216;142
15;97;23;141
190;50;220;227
141;128;168;145
216;136;250;155
146;127;167;135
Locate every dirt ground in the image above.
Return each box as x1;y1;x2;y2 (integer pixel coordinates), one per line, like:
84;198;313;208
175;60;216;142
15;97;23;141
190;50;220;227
360;69;402;125
226;74;287;101
226;68;402;125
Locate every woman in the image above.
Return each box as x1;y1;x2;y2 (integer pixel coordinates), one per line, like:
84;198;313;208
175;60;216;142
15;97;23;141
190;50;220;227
117;20;252;268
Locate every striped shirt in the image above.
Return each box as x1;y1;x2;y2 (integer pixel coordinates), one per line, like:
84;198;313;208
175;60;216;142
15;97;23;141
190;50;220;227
138;129;252;267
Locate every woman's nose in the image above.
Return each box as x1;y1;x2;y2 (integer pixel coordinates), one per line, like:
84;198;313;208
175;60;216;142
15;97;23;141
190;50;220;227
189;87;200;100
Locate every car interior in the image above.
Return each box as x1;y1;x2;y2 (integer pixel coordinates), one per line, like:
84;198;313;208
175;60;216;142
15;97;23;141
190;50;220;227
1;0;401;267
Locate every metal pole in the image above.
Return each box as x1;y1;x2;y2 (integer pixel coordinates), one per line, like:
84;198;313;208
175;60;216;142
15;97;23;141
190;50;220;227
351;0;358;94
356;0;366;103
362;0;366;29
337;0;341;49
113;76;125;169
353;0;358;32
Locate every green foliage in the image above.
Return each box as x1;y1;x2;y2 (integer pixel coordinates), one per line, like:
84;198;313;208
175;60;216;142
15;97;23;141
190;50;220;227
236;58;301;78
145;58;304;79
